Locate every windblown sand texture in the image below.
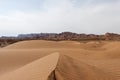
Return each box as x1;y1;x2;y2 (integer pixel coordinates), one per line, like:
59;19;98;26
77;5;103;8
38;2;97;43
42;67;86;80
0;40;120;80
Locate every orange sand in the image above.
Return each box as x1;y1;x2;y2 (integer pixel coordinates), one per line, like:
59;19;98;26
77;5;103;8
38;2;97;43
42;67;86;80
0;40;120;80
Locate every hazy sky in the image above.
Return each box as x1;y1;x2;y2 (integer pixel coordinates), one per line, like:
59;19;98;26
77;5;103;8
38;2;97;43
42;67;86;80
0;0;120;36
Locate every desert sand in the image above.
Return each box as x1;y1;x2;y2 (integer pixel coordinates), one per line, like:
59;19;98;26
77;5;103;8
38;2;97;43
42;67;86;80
0;40;120;80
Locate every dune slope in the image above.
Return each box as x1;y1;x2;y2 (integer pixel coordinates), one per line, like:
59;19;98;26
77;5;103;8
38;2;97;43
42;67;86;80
0;53;59;80
55;55;115;80
0;40;120;80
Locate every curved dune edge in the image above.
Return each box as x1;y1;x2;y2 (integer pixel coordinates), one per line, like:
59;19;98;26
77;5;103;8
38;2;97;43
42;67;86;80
4;40;106;50
4;40;120;51
0;52;116;80
1;40;120;80
54;55;116;80
0;53;59;80
0;53;118;80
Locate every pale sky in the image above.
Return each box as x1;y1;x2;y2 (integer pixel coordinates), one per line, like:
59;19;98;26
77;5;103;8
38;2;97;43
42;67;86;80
0;0;120;36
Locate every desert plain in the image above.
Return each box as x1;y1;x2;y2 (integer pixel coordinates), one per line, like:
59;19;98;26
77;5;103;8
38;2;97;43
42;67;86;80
0;40;120;80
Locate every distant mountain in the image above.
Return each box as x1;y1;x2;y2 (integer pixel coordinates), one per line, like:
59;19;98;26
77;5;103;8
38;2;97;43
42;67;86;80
0;32;120;47
17;32;120;41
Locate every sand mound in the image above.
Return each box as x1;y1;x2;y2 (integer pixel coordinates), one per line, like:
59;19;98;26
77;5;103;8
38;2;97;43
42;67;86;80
55;55;115;80
1;40;120;80
4;40;84;49
0;49;54;75
0;53;59;80
4;40;105;50
0;53;116;80
4;40;56;49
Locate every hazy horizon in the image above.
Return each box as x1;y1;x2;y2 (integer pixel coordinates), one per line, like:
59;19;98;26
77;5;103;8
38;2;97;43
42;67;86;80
1;31;120;37
0;0;120;36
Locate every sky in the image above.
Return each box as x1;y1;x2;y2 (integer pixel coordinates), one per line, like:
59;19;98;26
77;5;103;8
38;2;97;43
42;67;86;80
0;0;120;36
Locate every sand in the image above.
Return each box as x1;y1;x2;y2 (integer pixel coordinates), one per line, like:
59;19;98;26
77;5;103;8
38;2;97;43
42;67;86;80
0;53;59;80
0;40;120;80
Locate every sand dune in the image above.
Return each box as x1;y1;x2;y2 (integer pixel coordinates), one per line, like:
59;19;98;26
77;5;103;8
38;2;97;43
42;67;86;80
55;55;115;80
4;40;105;50
0;53;59;80
0;40;120;80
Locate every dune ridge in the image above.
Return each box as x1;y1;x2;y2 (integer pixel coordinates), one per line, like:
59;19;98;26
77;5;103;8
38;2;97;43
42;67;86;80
55;55;115;80
0;40;120;80
0;53;59;80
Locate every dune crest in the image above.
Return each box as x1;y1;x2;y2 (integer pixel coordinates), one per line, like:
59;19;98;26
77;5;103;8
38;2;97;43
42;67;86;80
55;55;115;80
0;53;59;80
0;40;120;80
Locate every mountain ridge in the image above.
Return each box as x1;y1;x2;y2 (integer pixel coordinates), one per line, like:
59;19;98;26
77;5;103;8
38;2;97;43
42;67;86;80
0;32;120;47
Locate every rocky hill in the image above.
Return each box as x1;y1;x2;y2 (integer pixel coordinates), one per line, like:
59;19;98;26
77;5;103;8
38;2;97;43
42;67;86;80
17;32;120;41
0;32;120;47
